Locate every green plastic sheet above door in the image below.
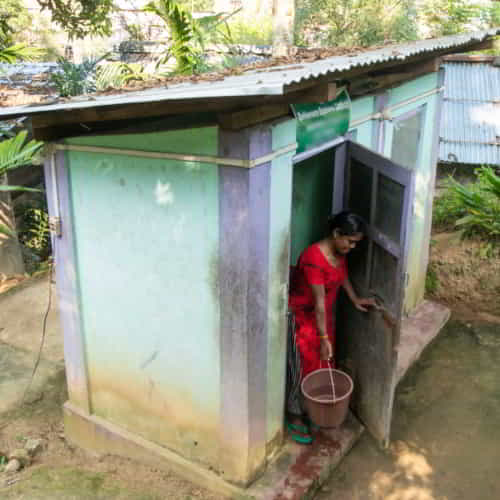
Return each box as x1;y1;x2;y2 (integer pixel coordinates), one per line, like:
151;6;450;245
292;88;351;153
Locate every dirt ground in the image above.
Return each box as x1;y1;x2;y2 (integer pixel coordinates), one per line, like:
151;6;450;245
317;317;500;500
1;233;499;499
426;231;500;320
0;275;219;500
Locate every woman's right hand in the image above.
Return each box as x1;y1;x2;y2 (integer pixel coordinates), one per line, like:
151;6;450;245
320;337;333;361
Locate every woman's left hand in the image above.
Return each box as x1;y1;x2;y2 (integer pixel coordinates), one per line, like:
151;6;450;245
354;297;377;312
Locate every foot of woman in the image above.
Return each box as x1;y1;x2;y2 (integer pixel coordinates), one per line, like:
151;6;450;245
286;417;313;444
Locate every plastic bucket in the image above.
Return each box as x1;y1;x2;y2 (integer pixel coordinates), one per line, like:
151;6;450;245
301;368;353;428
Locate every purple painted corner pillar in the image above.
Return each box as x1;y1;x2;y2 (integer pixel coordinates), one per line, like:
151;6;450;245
218;125;272;485
44;150;91;414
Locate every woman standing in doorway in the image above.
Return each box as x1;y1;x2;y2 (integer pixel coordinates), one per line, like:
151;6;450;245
286;211;376;443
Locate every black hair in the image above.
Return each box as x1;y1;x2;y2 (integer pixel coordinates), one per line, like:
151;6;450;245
327;211;365;236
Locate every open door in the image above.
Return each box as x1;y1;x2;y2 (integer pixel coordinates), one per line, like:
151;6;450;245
334;140;415;447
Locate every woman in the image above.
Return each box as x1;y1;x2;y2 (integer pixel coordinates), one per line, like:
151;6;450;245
286;211;376;443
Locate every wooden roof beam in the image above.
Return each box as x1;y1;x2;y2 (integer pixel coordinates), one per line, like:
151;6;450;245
216;83;336;130
348;57;442;97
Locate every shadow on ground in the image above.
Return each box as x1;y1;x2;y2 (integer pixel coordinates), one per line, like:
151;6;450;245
316;317;500;500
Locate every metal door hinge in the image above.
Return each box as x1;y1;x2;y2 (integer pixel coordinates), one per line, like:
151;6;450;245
48;216;62;237
404;272;409;287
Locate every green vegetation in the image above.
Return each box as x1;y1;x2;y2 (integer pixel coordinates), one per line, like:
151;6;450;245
433;167;500;239
425;263;439;294
16;197;51;273
294;0;500;47
0;131;43;178
49;57;102;97
295;0;418;47
50;58;158;97
228;16;274;45
96;62;151;89
144;0;235;74
144;0;200;74
0;1;44;62
0;131;44;237
0;44;44;63
177;0;213;11
36;0;114;39
0;0;32;44
421;0;500;37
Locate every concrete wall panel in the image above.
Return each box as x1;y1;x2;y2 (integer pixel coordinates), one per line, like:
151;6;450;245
66;129;221;468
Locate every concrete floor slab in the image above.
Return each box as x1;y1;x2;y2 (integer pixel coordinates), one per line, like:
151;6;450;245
247;413;364;500
396;300;450;384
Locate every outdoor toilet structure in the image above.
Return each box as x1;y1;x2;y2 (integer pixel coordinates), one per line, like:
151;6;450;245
2;29;498;495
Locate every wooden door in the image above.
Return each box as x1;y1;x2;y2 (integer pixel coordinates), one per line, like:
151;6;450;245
334;140;415;447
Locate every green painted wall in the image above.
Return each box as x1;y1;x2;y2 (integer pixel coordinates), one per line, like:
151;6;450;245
384;73;439;312
349;121;372;149
351;95;375;123
266;119;295;445
290;149;334;265
65;128;221;467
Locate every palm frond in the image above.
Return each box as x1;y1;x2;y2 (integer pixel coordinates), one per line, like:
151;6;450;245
0;44;45;63
96;62;149;90
0;185;42;192
0;131;44;173
480;167;500;198
144;0;198;74
0;223;15;237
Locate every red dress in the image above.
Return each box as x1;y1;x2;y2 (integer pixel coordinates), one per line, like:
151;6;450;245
289;244;347;377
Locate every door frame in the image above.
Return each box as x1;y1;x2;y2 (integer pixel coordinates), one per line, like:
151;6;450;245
290;136;416;447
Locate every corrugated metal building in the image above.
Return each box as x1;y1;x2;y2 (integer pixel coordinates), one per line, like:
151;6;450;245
440;55;500;166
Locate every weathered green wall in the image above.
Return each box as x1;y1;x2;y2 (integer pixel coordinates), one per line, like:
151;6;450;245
290;150;334;265
65;128;221;468
266;119;295;445
384;73;439;312
350;95;375;148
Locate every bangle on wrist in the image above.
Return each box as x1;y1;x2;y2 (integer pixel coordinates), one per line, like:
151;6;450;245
318;335;328;339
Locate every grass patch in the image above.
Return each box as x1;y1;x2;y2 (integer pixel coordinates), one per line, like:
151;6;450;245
425;264;439;295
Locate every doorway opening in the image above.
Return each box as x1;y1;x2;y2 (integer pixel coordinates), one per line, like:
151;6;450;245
288;138;414;446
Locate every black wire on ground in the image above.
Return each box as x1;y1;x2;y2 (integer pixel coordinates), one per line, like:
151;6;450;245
21;255;54;403
0;256;55;431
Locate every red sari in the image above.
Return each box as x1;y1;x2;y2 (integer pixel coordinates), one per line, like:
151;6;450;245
289;244;347;377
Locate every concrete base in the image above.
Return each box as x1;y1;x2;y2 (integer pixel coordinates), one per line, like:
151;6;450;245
396;300;451;384
247;412;364;499
64;401;363;499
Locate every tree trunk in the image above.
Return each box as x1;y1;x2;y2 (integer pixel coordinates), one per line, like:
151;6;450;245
272;0;295;58
0;174;25;277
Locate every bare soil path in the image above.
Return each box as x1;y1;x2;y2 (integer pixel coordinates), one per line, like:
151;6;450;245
316;316;500;500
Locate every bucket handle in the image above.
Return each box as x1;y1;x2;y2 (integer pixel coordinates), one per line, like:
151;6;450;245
321;359;337;402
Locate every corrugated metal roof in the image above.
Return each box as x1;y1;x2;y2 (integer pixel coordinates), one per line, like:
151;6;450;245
1;28;499;119
439;59;500;165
